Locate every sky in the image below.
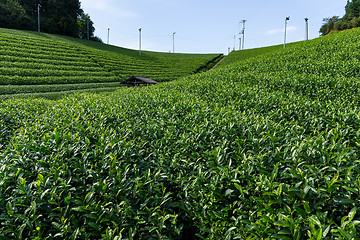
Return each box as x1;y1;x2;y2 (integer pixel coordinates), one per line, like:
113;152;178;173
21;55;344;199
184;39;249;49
80;0;347;54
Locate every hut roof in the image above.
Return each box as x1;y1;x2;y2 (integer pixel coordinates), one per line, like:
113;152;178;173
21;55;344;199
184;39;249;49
122;76;158;86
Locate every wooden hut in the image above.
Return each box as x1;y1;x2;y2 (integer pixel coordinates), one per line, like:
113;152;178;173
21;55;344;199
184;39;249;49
121;76;158;87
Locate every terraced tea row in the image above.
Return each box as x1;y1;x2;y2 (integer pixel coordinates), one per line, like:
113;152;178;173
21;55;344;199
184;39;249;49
0;30;119;98
0;28;222;98
82;46;222;81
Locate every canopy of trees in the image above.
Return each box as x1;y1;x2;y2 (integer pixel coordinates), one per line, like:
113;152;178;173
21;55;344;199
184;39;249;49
0;0;31;29
320;0;360;35
78;12;97;41
0;0;99;41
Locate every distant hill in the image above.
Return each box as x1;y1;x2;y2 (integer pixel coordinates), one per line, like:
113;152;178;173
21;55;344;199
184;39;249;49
0;28;222;99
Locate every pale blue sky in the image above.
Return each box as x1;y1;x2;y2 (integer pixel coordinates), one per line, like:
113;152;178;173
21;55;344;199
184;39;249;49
81;0;347;54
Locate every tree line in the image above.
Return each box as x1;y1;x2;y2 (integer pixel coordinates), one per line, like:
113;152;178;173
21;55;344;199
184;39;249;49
0;0;101;41
320;0;360;35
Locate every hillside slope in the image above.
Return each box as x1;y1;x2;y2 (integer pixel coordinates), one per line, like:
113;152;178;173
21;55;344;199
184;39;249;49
216;43;286;68
0;28;222;99
1;28;360;239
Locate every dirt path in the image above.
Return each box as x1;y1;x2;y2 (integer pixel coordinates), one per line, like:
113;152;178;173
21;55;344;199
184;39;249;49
210;56;226;70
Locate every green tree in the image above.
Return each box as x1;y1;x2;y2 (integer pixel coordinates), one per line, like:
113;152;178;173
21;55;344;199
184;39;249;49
0;0;32;29
40;0;83;37
14;0;83;37
2;0;96;39
17;0;37;20
344;0;360;21
320;0;360;35
319;16;340;36
78;13;95;40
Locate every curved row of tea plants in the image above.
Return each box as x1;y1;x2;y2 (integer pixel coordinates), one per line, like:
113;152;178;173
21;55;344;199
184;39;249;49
0;29;120;99
0;28;222;99
80;45;223;82
1;28;360;239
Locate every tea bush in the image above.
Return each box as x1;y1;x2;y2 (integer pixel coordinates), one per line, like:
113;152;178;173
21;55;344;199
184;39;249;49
1;28;360;239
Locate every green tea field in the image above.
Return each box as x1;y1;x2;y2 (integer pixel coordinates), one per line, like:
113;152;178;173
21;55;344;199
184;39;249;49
1;27;360;239
215;43;286;68
0;28;222;100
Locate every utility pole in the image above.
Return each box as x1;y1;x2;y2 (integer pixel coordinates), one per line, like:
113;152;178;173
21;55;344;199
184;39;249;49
87;20;89;40
305;18;309;40
240;19;247;50
233;35;236;51
239;37;242;51
284;16;290;48
107;28;110;44
173;32;176;53
241;29;244;49
139;28;142;56
37;4;41;32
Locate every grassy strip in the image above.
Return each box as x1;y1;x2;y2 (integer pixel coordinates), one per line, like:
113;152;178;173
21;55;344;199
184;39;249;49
0;75;119;85
0;82;124;95
1;62;104;72
0;86;125;100
0;55;98;67
0;68;114;77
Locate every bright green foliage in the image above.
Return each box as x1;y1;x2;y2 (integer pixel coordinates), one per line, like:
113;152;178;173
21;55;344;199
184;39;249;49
1;28;360;239
0;28;221;99
216;43;286;68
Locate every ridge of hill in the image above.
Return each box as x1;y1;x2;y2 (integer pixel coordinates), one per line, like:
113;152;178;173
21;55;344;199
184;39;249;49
0;28;222;99
215;43;295;68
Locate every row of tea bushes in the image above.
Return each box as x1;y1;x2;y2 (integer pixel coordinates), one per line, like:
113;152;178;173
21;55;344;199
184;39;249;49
0;28;222;98
0;28;359;239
